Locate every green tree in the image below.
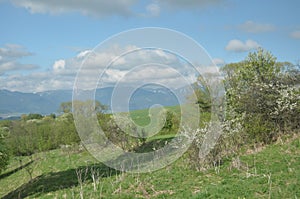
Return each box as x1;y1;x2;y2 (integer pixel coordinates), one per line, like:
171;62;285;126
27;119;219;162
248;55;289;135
188;49;299;170
0;126;10;173
222;48;299;143
194;76;212;112
59;102;72;113
21;113;43;121
60;100;107;114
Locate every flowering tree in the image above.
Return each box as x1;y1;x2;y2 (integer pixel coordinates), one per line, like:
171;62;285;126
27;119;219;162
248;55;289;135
188;49;299;170
0;126;10;173
222;48;300;143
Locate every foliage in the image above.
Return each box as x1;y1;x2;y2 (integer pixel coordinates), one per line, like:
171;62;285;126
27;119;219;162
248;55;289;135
222;48;300;144
21;113;43;121
3;101;108;156
161;110;179;134
0;125;10;173
60;100;107;114
59;102;72;113
99;113;149;151
193;76;212;112
5;113;80;156
189;49;299;171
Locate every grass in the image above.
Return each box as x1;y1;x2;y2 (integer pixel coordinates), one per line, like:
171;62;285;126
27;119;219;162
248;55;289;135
129;105;180;127
0;133;299;198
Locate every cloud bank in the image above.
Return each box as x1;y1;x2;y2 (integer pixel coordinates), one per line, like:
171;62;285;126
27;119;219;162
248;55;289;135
10;0;138;17
8;0;227;18
0;44;38;75
0;44;213;92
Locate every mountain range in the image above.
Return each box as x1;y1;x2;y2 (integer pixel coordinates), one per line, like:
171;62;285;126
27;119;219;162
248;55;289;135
0;86;190;119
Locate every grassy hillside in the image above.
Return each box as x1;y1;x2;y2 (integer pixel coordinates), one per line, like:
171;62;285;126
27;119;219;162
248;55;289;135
0;133;299;198
129;105;180;127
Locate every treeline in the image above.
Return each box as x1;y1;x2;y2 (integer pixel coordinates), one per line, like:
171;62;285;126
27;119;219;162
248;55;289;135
0;101;178;158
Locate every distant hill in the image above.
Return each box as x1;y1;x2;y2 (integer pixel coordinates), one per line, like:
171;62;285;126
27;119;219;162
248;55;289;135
0;86;187;117
0;89;71;117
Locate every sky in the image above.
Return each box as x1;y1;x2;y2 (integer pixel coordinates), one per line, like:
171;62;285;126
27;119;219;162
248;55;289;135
0;0;300;92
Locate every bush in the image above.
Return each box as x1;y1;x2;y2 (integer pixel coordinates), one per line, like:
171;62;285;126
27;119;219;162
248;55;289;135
6;113;80;156
223;49;300;144
0;127;10;173
189;49;300;171
22;113;43;120
161;110;179;134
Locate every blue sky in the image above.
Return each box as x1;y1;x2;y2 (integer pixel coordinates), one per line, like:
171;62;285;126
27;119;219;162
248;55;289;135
0;0;299;92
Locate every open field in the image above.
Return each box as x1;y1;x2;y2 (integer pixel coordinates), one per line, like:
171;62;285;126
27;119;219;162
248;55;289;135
129;105;181;127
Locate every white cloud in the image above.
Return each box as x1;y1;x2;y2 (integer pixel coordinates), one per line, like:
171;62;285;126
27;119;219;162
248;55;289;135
238;21;275;33
225;39;260;53
10;0;138;17
76;50;92;59
112;65;195;90
121;66;179;82
83;47;190;89
212;58;225;66
0;44;218;92
0;44;38;74
0;69;76;92
290;30;300;39
0;44;32;60
53;59;65;72
146;3;160;17
0;61;37;74
105;69;127;80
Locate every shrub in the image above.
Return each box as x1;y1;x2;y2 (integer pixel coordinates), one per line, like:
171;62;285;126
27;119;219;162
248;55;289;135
223;48;300;144
0;127;10;173
6;113;80;156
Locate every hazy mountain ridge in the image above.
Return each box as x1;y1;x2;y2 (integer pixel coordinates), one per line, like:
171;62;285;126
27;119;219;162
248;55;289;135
0;86;185;118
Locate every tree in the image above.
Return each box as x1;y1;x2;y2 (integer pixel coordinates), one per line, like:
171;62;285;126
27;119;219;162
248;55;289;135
26;113;43;120
188;49;299;170
0;126;10;173
193;76;212;112
222;48;300;143
60;100;107;114
59;102;72;113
